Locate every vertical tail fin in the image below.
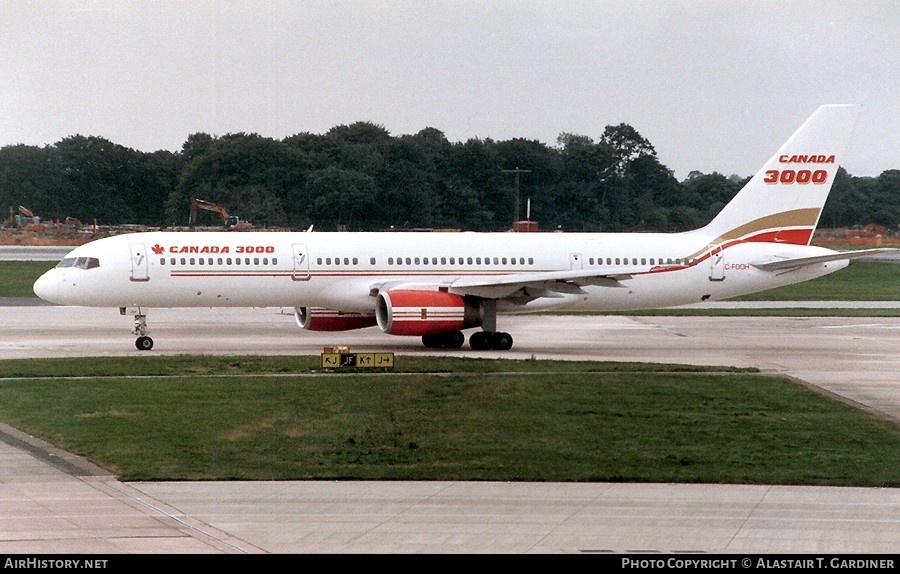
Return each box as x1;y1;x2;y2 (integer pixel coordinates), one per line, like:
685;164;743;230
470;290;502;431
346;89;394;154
699;104;860;245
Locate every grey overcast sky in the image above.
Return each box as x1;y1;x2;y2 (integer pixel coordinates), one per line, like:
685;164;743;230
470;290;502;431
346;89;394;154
1;0;897;180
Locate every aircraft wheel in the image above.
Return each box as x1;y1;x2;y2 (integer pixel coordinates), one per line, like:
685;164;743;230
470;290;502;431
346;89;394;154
135;336;154;351
470;331;491;350
447;330;465;348
491;332;513;351
423;331;466;349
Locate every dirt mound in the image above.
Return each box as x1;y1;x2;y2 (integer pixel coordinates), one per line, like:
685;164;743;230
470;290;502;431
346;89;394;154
0;229;95;246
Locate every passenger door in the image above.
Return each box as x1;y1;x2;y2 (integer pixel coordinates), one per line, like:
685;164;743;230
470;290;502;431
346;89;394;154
129;243;149;282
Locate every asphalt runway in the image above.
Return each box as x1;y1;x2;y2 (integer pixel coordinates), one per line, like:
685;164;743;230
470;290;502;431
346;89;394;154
0;305;898;553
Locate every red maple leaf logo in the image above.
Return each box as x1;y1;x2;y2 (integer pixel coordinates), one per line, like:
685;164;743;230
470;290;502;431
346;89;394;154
151;243;164;255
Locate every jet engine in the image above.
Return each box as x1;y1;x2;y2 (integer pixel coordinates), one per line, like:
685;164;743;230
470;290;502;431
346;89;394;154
375;289;482;336
294;307;377;331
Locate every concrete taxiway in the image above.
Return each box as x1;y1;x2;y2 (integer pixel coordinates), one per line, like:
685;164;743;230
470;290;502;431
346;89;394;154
0;305;897;553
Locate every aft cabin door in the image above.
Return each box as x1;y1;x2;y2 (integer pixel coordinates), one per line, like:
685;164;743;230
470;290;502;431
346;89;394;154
292;243;310;281
569;253;583;269
708;244;725;281
129;243;149;282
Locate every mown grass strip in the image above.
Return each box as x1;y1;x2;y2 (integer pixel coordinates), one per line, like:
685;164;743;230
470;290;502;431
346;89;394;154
0;357;896;486
0;354;755;379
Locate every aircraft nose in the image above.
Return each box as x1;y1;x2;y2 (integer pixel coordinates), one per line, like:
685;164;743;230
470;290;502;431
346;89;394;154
33;271;59;303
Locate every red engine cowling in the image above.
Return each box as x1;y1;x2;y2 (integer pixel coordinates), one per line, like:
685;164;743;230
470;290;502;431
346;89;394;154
294;307;377;331
376;290;482;336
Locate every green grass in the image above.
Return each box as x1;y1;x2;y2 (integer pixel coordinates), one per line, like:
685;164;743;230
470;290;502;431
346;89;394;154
733;260;899;301
0;356;897;486
0;354;753;378
613;308;900;317
0;261;56;297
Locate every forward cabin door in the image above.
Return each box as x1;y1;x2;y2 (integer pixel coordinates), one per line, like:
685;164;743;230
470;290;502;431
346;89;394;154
129;243;149;282
292;243;310;281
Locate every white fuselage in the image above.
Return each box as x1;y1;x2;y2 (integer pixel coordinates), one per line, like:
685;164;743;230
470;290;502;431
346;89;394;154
33;229;846;313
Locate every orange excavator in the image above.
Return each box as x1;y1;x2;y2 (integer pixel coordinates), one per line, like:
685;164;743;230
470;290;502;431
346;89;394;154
189;199;250;229
16;205;45;231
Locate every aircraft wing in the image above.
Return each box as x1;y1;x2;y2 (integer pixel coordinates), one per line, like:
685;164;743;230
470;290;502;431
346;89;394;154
750;248;899;272
371;267;637;303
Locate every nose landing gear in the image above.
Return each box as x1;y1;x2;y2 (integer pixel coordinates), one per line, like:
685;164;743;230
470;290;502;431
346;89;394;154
122;307;154;351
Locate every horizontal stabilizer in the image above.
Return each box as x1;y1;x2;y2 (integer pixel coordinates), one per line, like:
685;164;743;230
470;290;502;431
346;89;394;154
750;248;899;271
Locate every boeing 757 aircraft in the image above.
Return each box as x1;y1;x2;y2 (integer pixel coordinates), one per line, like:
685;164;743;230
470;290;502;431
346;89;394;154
33;105;895;351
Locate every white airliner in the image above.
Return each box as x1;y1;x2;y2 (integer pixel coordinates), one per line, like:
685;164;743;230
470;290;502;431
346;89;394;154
33;104;895;351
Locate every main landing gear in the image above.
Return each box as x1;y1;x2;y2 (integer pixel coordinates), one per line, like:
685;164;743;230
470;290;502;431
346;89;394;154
420;330;514;350
422;330;466;349
469;331;513;351
123;308;154;351
466;299;513;350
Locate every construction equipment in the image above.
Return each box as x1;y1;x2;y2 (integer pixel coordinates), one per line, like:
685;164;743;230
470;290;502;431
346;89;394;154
189;199;248;229
12;205;44;231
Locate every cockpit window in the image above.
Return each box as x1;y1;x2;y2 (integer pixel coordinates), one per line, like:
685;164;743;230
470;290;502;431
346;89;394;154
56;257;100;269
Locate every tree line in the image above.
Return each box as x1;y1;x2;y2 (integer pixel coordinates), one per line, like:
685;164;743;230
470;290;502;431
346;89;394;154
1;121;897;233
